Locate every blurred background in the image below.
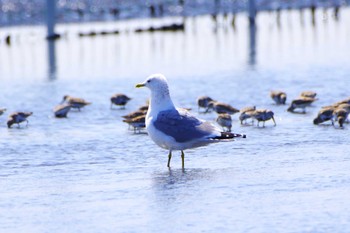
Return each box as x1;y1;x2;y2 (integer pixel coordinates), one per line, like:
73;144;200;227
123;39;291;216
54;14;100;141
1;0;349;81
1;1;350;232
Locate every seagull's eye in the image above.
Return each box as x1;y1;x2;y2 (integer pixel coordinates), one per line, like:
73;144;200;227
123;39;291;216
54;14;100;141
147;80;151;83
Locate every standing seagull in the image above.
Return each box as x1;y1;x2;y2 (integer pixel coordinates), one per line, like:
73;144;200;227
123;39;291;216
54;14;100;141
110;93;132;109
7;112;33;128
136;74;245;168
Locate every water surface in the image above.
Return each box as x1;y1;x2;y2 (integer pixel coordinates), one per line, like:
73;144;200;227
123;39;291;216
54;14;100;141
1;9;350;233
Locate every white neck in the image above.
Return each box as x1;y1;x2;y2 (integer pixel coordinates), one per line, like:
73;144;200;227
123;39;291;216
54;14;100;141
149;87;175;114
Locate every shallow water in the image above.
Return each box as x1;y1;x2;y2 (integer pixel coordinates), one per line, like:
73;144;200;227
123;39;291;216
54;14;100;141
1;10;350;233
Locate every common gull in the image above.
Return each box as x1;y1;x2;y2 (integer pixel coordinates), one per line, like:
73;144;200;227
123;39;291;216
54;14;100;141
136;74;246;168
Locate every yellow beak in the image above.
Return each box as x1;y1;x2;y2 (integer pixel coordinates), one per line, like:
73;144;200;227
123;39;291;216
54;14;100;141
135;83;145;88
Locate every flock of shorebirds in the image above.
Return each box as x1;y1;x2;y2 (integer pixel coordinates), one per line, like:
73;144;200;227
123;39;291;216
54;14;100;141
0;93;132;128
121;89;350;132
0;90;349;131
186;90;348;131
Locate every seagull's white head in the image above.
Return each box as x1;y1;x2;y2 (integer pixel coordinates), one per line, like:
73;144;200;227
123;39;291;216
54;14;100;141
136;73;169;93
136;73;175;111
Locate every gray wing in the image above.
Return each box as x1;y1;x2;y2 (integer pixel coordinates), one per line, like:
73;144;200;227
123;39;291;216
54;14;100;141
153;109;219;143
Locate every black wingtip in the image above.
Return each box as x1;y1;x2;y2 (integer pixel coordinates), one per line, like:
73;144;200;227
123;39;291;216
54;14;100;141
214;132;247;139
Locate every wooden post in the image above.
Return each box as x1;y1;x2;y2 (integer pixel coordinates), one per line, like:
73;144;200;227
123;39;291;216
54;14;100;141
46;0;60;40
248;21;256;66
47;40;57;79
248;0;256;26
248;0;257;66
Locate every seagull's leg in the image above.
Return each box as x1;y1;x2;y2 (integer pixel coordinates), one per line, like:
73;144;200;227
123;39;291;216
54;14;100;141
26;120;29;127
181;150;185;168
167;150;172;167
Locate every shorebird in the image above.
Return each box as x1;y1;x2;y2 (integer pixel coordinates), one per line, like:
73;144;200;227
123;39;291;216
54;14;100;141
239;106;256;125
197;96;215;112
7;112;33;128
207;101;240;115
136;74;246;168
123;114;146;133
333;107;349;128
332;98;350;108
251;109;276;127
138;104;149;112
332;103;350;127
53;104;71;118
300;91;317;99
216;113;232;132
0;108;6;116
61;95;91;111
110;93;131;109
270;91;287;105
122;109;147;120
287;97;315;113
313;106;334;125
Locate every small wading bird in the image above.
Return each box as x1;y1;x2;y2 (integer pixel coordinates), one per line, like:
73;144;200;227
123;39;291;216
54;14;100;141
197;96;215;112
53;104;71;118
270;91;287;105
287;97;315;113
239;106;256;125
110;93;131;109
207;101;240;115
333;107;349;128
251;109;276;127
313;106;334;126
300;91;317;99
333;104;350;127
122;109;147;120
216;113;232;132
136;74;246;168
7;112;33;128
123;114;146;133
61;95;91;111
0;108;6;116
